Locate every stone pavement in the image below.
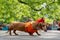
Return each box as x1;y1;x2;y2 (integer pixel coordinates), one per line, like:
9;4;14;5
0;30;60;40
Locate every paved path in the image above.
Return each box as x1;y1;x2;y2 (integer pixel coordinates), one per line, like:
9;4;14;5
0;30;60;40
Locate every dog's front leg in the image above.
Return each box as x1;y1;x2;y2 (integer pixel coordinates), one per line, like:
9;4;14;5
36;31;41;36
13;30;18;35
29;32;34;36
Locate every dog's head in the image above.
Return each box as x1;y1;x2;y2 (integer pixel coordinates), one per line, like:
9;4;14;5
35;22;47;32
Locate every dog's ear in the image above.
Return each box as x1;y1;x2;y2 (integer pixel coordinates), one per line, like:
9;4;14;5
38;23;45;27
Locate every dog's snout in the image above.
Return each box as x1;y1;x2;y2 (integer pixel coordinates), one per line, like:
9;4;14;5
44;30;47;32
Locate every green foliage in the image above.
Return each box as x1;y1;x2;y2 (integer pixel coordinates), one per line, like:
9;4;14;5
0;0;60;23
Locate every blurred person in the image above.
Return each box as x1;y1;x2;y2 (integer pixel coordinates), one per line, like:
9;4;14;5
52;20;58;30
57;21;60;30
46;23;52;30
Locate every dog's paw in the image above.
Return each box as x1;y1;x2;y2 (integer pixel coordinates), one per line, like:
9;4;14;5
30;34;34;36
15;34;19;35
37;34;41;36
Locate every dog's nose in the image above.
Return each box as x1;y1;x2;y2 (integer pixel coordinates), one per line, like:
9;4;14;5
44;30;47;32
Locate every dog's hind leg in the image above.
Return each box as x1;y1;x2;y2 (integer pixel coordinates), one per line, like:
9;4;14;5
9;30;12;36
13;30;18;35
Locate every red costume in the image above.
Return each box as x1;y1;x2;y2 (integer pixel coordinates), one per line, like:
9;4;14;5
25;18;45;34
36;18;45;23
25;22;37;34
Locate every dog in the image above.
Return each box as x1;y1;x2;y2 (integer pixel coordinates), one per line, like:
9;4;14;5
7;21;47;36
